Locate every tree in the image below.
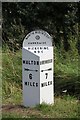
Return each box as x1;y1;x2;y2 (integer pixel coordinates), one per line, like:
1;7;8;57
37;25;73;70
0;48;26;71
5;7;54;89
2;2;79;52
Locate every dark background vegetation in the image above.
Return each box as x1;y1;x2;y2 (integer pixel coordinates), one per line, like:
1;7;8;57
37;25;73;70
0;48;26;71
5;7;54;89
2;2;80;51
2;2;80;99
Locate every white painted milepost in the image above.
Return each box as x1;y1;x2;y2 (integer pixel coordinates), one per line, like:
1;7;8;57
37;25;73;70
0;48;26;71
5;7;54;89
22;30;54;107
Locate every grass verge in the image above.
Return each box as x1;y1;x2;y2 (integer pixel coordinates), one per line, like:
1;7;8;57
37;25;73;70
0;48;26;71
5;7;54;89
2;48;80;118
2;96;80;118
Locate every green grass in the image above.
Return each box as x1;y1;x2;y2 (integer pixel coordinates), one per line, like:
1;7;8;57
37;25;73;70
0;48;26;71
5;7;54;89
0;48;2;120
2;47;80;118
54;47;80;97
36;96;79;118
2;96;80;118
2;49;22;100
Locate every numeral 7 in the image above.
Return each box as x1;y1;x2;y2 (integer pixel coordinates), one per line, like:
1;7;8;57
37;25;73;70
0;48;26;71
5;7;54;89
45;73;48;79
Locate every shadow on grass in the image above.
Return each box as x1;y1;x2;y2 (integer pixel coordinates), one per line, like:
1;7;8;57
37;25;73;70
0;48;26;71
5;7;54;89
54;74;80;118
54;75;80;99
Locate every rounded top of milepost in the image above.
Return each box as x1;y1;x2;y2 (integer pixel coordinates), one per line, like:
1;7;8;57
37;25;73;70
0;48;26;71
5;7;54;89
23;30;53;47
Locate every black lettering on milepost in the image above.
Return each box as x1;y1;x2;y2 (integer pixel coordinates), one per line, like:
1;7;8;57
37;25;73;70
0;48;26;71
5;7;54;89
24;81;38;87
23;60;25;64
41;81;52;87
36;83;38;87
45;73;48;79
34;61;36;65
33;82;35;87
29;73;32;79
23;60;39;65
25;82;27;85
26;61;28;64
37;61;39;65
31;61;33;65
